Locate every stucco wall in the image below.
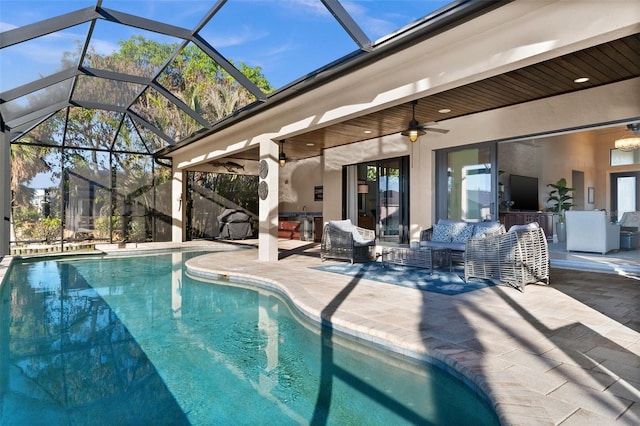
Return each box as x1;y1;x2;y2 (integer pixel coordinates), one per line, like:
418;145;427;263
279;156;324;215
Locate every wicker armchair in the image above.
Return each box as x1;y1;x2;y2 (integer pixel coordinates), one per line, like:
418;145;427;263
464;223;549;292
321;219;376;264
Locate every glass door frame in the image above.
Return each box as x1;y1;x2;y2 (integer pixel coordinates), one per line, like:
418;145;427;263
611;171;640;223
435;141;498;223
377;157;410;244
342;156;410;244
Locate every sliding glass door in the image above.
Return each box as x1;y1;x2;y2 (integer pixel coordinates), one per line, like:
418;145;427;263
436;143;497;222
611;171;639;222
345;156;410;244
377;157;409;243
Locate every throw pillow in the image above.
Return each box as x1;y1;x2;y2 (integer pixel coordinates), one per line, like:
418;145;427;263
431;223;452;242
451;223;474;243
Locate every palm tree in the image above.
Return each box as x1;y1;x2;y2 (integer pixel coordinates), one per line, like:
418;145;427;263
10;144;52;243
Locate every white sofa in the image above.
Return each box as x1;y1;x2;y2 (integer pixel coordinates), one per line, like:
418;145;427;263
565;210;620;254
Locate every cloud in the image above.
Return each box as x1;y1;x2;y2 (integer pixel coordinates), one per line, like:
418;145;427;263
206;25;269;48
89;39;119;56
0;22;18;32
281;0;332;17
262;40;295;58
0;27;118;86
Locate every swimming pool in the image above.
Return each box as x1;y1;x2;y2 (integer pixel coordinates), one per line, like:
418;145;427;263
1;251;499;425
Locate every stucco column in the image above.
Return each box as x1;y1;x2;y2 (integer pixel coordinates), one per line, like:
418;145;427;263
258;140;279;261
0;130;10;257
172;166;185;243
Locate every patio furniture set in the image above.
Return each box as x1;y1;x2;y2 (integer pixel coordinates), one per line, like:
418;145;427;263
320;218;550;292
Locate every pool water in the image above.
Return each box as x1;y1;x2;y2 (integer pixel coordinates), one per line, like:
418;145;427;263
1;252;499;425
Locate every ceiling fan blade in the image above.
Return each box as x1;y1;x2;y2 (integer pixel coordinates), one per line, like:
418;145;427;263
423;127;449;134
419;121;439;127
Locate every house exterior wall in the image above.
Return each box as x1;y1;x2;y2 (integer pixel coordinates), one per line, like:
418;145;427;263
171;1;639;171
168;1;640;253
317;78;640;241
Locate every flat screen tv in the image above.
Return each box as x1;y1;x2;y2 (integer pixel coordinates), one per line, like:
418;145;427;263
509;174;539;211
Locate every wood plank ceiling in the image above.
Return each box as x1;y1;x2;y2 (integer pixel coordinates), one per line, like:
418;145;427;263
229;33;640;162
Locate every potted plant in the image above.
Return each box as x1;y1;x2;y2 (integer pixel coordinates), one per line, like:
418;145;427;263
546;178;576;242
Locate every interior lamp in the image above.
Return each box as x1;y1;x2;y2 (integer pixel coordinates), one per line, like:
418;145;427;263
616;137;640;152
279;140;287;167
357;182;369;194
614;123;640;151
401;100;426;142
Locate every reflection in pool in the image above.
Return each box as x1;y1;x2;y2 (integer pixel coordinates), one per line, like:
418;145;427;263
1;252;499;425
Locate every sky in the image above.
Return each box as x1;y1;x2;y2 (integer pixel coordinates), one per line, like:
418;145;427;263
0;0;454;92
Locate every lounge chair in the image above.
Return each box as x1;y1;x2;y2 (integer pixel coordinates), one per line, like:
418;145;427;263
320;219;376;264
464;222;549;292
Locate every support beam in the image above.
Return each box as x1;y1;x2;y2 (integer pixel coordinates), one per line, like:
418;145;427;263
0;130;10;256
321;0;372;51
172;166;185;243
258;140;279;262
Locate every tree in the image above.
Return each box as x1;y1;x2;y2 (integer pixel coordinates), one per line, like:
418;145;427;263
10;144;54;243
10;35;272;246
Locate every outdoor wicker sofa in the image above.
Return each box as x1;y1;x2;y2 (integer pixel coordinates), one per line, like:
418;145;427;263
419;220;504;262
321;219;376;264
464;222;549;292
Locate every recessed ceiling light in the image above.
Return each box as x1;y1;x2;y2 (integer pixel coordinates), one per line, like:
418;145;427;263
574;77;589;83
438;108;451;114
306;143;314;146
363;130;372;134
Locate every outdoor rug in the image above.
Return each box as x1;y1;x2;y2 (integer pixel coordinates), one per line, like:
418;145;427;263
311;262;494;295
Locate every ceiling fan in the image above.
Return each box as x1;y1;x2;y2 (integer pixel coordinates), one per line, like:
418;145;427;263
401;100;449;142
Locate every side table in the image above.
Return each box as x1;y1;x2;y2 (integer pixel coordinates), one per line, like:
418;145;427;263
620;230;639;250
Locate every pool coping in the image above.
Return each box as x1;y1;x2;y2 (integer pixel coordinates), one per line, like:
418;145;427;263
0;256;13;291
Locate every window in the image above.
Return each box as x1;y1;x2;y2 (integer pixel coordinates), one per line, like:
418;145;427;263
437;144;497;222
611;148;640;166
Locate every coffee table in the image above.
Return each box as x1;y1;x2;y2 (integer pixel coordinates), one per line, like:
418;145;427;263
381;246;452;274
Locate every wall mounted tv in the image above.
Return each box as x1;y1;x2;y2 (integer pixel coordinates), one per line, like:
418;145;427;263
509;174;539;211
